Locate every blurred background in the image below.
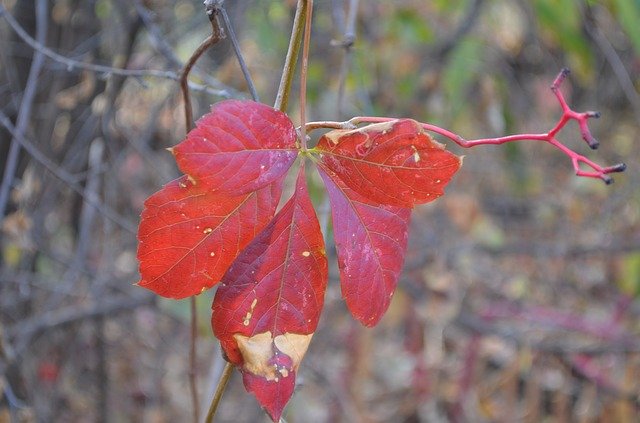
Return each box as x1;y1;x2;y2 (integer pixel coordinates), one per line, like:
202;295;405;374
1;0;639;422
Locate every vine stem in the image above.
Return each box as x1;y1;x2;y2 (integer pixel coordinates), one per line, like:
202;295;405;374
275;0;308;112
188;297;200;423
204;362;234;423
304;69;625;184
179;8;225;423
299;0;314;151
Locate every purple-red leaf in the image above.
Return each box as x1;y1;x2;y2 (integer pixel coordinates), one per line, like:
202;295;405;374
173;100;298;195
318;166;411;327
137;176;282;298
315;119;462;207
212;165;328;422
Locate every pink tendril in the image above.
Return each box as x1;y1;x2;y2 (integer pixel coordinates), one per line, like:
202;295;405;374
348;68;626;184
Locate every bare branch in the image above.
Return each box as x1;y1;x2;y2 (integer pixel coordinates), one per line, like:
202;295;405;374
275;0;308;112
8;293;154;353
0;4;232;98
0;111;137;234
0;0;47;218
0;4;171;78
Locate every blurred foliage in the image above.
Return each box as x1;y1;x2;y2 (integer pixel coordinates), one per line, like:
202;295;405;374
534;0;594;79
611;0;640;54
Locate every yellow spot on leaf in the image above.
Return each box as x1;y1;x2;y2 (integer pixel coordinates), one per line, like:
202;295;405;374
203;228;213;234
187;175;196;185
242;298;258;326
210;252;215;257
302;251;310;257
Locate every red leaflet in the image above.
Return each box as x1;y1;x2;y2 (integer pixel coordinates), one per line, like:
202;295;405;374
315;119;462;207
173;100;298;195
137;176;282;298
318;167;411;327
212;165;328;422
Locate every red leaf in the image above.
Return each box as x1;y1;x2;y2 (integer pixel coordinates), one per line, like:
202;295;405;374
212;165;328;422
318;166;411;326
173;100;298;195
315;119;462;207
137;175;282;298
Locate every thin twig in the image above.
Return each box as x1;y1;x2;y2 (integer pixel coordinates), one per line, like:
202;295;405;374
220;6;259;101
299;0;314;151
0;4;172;79
204;362;234;423
132;0;183;69
0;0;47;219
275;0;308;112
181;35;215;132
0;111;136;234
8;293;154;353
0;4;231;97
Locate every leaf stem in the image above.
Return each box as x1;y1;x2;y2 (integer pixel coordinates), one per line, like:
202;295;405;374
299;0;314;151
188;297;199;423
204;362;234;423
274;0;308;112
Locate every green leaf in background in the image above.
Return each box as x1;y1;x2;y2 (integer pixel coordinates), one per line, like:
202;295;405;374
617;252;640;298
443;37;483;117
385;7;434;46
534;0;594;81
612;0;640;54
433;0;468;13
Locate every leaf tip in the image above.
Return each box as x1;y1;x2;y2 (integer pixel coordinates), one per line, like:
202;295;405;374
243;372;295;422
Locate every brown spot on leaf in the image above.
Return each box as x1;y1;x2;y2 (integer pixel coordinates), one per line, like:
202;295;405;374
233;331;313;381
